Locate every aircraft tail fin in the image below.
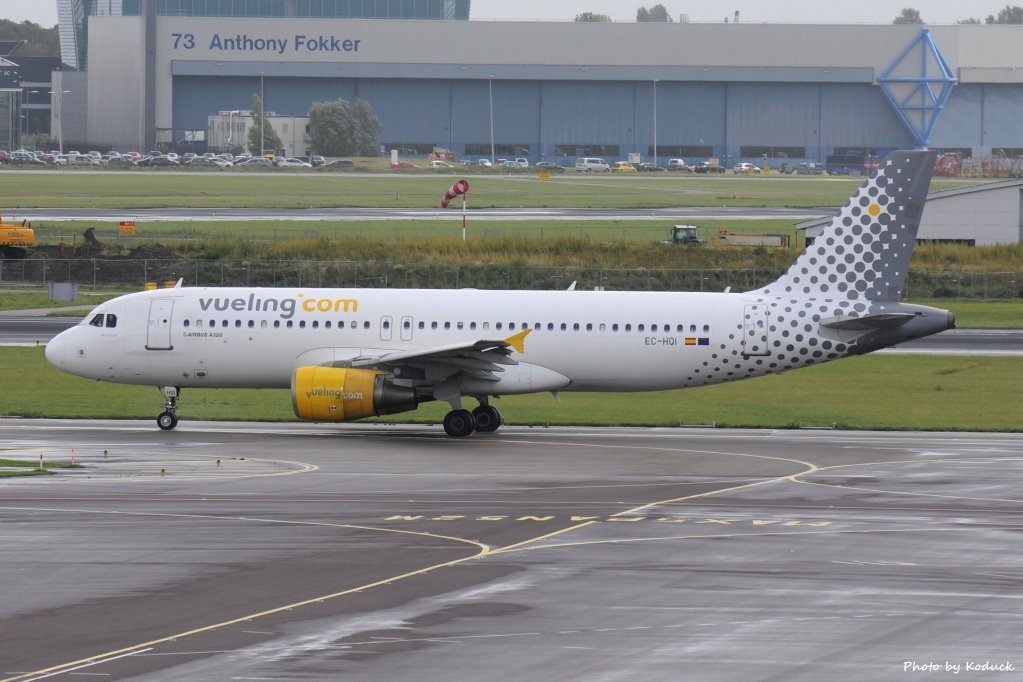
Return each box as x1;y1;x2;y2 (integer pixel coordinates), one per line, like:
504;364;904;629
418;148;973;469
751;150;936;302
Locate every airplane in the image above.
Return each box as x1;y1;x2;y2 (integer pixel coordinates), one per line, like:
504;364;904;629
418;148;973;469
45;150;954;437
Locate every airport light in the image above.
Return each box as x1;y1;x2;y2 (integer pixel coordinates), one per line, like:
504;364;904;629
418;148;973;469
488;75;495;166
653;79;658;168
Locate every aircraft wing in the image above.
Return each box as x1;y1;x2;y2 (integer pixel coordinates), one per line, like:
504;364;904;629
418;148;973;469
349;329;531;382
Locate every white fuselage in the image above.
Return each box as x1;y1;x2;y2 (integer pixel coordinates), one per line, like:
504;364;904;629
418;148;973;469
46;286;793;393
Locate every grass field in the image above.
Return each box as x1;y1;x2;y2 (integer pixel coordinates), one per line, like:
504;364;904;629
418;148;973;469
2;347;1019;432
0;168;985;210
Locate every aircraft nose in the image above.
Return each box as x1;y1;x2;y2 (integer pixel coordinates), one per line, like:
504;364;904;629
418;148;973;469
45;333;66;369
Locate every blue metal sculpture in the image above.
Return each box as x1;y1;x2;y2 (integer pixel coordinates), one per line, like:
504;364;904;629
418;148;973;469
877;28;958;149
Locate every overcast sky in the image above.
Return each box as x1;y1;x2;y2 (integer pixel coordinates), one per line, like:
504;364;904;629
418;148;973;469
0;0;1007;27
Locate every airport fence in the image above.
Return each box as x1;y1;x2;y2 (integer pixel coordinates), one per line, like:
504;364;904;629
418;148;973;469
0;258;1019;298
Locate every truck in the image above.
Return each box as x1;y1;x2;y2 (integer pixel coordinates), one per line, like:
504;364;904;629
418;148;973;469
660;224;704;245
0;212;35;258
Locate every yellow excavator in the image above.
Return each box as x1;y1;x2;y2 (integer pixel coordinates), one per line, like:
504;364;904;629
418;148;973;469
0;210;35;258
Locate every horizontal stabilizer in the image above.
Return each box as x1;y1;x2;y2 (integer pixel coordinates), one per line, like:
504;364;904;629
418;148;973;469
819;313;915;332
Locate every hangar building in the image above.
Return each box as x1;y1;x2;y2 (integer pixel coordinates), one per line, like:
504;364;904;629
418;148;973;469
47;2;1023;168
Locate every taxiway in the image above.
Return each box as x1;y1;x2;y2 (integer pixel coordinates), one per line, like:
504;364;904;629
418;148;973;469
1;420;1021;681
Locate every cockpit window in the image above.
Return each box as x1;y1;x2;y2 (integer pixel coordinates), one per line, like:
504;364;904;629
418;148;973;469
89;314;105;327
105;314;117;328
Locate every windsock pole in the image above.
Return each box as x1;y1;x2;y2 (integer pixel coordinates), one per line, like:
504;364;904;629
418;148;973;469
440;179;471;241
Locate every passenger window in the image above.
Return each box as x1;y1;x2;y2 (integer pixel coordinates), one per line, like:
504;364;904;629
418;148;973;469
325;321;331;329
184;319;191;328
638;324;645;332
586;323;593;331
312;321;319;329
299;321;306;329
599;323;606;332
274;320;280;329
403;320;411;329
444;322;451;330
560;323;567;331
89;314;104;327
382;320;390;330
221;320;228;328
533;323;541;330
677;324;683;332
261;320;268;329
197;320;204;329
287;321;294;328
470;322;477;330
351;321;357;329
235;320;242;328
703;324;710;333
431;321;438;329
483;322;489;330
653;324;659;332
612;323;619;332
625;324;632;332
690;324;697;333
248;320;255;328
418;321;425;329
363;321;370;329
573;323;580;331
508;322;516;330
496;323;503;330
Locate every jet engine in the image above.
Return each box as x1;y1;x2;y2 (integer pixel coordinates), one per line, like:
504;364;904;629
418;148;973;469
292;366;418;422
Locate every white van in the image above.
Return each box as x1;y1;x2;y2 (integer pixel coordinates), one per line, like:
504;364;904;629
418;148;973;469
575;157;611;172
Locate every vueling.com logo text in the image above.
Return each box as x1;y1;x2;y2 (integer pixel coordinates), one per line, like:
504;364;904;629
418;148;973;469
197;293;359;319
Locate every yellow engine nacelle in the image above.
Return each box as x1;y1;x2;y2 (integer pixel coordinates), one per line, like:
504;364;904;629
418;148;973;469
292;366;418;422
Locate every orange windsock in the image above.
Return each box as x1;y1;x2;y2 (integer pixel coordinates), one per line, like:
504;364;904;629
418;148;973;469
440;179;470;208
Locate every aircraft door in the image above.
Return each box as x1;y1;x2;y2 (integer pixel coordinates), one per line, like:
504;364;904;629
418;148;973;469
742;304;770;356
146;299;175;351
380;315;393;341
400;316;414;342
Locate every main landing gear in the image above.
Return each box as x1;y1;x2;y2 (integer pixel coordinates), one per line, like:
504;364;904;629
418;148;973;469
442;399;503;438
157;386;180;430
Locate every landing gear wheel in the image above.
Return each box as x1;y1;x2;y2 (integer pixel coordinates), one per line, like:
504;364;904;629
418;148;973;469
443;409;476;438
472;405;502;433
157;411;178;431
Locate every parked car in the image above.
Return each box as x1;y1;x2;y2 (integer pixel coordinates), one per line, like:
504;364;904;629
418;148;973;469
611;161;637;173
276;157;312;168
428;159;454;169
477;159;493;168
514;157;529;167
322;159;355;169
732;162;762;173
9;151;45;165
574;157;611;172
236;157;273;167
693;161;725;174
534;161;566;172
636;162;665;172
311;155;326;166
140;156;180;166
667;158;692;171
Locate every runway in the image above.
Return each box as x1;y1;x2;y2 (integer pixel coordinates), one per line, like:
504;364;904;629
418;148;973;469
1;420;1021;681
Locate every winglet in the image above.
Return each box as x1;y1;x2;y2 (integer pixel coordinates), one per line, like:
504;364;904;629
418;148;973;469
504;328;532;354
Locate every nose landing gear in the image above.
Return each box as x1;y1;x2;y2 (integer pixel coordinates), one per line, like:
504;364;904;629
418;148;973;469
157;386;180;430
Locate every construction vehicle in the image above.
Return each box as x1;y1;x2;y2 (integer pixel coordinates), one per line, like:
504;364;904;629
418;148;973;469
660;224;704;245
0;211;35;258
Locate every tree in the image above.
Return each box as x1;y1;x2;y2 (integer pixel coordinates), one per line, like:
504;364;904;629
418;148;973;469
893;8;924;24
637;5;673;22
0;19;59;56
246;95;282;156
574;12;612;22
986;5;1023;22
309;98;354;156
351;98;383;156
